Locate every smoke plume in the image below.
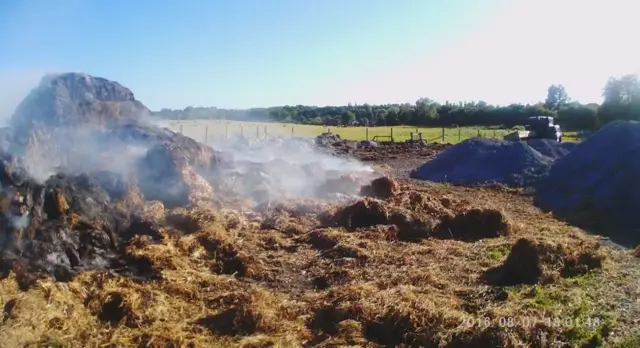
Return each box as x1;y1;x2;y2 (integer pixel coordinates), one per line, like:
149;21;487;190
210;135;376;205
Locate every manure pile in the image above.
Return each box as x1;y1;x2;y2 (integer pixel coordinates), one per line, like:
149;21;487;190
0;72;376;283
0;73;636;348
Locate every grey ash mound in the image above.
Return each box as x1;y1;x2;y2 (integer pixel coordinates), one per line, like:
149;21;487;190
11;72;152;133
411;138;554;186
535;120;640;246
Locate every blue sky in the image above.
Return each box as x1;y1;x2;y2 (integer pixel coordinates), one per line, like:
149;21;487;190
1;0;638;112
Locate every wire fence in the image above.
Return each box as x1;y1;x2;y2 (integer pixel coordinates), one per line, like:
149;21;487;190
159;119;518;145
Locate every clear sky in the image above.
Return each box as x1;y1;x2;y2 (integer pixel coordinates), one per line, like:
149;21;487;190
1;0;638;112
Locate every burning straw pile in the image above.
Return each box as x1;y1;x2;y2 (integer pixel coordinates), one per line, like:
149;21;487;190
0;73;625;347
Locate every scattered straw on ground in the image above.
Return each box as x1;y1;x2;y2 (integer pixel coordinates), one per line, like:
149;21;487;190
1;178;638;347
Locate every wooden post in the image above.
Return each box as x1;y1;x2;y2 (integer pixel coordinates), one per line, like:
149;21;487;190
291;126;294;138
493;129;496;138
366;127;369;141
477;128;481;137
390;128;394;142
205;126;208;144
442;128;445;142
458;127;461;142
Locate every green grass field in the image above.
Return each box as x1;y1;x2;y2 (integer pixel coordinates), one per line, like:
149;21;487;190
159;119;579;144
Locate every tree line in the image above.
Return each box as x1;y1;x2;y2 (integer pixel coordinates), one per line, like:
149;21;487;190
153;73;640;130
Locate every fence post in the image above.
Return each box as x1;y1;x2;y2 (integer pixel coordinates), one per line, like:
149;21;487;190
366;127;369;141
477;128;481;137
390;128;394;142
458;127;461;142
442;128;445;142
291;126;294;138
205;126;208;144
493;129;496;138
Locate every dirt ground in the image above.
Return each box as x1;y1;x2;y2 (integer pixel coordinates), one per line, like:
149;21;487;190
326;141;451;179
1;143;639;348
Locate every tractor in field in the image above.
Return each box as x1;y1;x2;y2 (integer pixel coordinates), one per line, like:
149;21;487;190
503;116;563;142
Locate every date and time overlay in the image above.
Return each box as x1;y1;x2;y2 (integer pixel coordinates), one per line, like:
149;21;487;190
459;315;604;329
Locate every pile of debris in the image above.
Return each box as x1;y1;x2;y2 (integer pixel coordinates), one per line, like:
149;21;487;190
314;132;358;156
0;72;373;282
0;73;235;282
535;120;640;246
315;132;342;148
411;138;553;186
527;139;577;161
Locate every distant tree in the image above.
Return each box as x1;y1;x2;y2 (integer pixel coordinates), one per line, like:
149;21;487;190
544;84;570;110
385;111;399;126
598;74;640;126
557;102;599;130
151;72;640;132
602;74;640;105
341;111;356;126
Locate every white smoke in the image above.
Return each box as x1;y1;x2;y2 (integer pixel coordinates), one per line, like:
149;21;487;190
210;134;376;204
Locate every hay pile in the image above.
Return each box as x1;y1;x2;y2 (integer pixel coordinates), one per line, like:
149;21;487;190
0;177;623;347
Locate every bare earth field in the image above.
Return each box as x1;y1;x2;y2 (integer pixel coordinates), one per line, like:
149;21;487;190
1;142;638;348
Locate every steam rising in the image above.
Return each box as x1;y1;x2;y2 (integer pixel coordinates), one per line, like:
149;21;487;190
20;126;151;183
1;71;377;213
0;69;60;127
211;135;376;204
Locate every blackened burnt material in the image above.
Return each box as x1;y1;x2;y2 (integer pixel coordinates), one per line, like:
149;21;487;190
0;72;231;283
0;150;131;283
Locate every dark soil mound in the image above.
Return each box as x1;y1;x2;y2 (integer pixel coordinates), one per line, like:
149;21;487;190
322;198;438;242
411;138;552;186
436;208;513;241
534;121;640;246
360;176;398;199
498;238;563;285
327;198;391;229
484;237;605;286
527;139;577;160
